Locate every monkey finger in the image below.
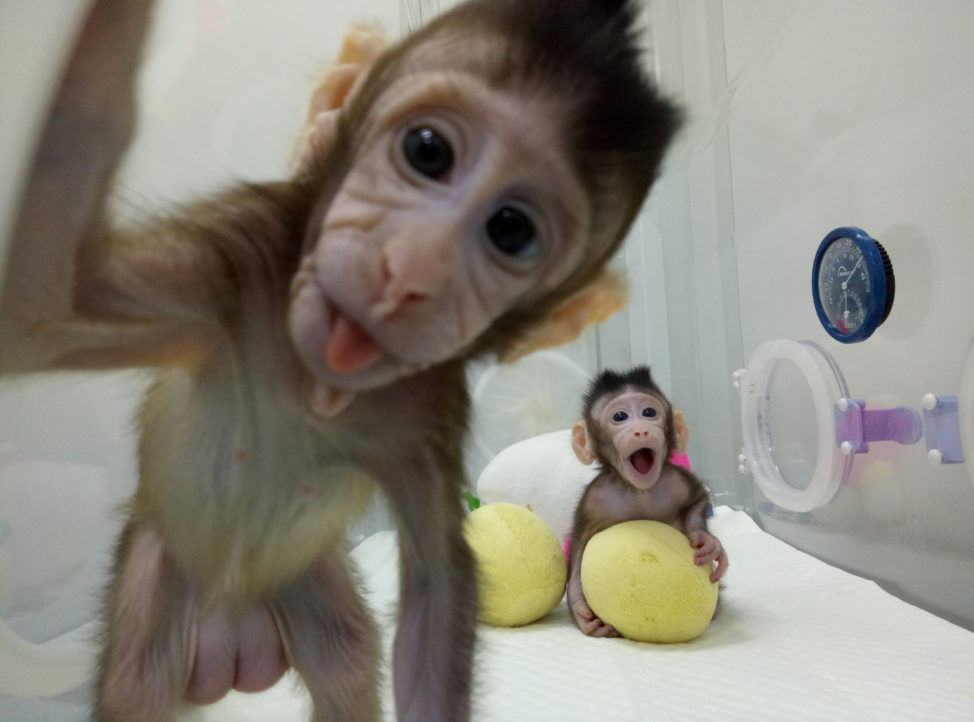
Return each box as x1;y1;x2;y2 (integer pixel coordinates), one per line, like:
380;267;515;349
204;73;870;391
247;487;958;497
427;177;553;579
710;547;729;582
694;548;716;566
690;533;714;555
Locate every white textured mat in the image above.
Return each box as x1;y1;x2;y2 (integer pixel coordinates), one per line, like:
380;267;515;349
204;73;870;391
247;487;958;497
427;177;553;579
195;508;974;721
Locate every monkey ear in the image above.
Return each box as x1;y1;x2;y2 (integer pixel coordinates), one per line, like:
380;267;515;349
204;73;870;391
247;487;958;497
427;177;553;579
497;270;627;363
571;421;597;466
308;26;387;116
673;408;690;455
291;26;387;176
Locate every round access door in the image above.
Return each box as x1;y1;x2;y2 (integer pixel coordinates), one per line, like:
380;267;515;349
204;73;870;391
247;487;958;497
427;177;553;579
739;340;853;512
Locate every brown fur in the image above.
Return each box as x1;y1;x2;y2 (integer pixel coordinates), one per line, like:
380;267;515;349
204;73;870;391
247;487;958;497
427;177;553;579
567;367;726;637
0;0;679;719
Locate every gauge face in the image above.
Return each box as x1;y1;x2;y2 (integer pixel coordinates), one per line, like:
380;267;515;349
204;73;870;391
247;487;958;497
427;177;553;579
812;226;894;343
816;236;871;336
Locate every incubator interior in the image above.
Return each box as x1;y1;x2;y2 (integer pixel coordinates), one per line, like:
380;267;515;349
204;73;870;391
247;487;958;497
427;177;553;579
2;1;973;720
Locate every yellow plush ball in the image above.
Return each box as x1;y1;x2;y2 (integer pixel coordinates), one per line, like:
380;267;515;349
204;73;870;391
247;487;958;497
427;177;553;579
581;520;717;643
464;503;567;627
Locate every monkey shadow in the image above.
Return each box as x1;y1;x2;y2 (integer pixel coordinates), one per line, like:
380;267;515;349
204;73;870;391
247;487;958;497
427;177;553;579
611;598;754;651
483;595;753;650
685;599;754;649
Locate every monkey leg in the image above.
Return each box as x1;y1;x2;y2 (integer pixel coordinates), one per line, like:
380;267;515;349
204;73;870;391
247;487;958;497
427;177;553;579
95;523;196;722
567;539;619;638
272;553;382;722
381;466;477;722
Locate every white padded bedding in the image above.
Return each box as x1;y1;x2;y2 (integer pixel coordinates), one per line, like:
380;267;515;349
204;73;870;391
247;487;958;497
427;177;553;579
198;506;974;721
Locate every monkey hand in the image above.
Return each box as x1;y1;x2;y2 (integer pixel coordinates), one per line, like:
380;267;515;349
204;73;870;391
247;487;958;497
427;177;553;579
570;596;619;638
291;26;388;177
688;530;728;583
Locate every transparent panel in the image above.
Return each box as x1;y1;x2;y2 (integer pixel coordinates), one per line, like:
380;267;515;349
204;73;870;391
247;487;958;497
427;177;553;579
651;0;974;630
765;359;818;491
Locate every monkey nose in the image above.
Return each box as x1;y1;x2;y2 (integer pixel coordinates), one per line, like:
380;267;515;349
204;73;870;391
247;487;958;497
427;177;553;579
375;237;453;316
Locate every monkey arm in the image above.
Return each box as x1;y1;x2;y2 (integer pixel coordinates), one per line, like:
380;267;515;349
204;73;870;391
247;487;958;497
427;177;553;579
0;0;158;371
375;451;477;716
0;0;302;373
683;498;729;583
0;183;296;373
0;0;237;372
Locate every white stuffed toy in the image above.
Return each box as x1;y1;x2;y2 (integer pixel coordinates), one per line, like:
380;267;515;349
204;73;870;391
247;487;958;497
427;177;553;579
475;429;590;546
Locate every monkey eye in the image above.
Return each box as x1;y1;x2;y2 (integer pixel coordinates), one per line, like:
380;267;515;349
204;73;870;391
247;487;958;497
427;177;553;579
612;411;629;422
486;207;539;259
642;407;657;418
402;126;454;180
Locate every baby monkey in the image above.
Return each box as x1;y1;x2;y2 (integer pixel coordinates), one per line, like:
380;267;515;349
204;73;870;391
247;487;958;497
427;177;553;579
568;366;728;637
0;0;681;718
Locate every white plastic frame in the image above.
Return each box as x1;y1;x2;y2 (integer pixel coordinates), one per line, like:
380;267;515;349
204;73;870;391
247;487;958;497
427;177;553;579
740;339;852;512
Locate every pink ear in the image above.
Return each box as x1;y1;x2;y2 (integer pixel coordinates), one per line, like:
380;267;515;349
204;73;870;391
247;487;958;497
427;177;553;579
571;422;596;465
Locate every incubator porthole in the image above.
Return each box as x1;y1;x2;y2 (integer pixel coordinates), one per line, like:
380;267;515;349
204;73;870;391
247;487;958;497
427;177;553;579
740;340;852;512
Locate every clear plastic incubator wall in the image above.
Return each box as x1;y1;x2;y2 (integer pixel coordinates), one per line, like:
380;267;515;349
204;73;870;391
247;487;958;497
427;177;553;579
1;0;973;719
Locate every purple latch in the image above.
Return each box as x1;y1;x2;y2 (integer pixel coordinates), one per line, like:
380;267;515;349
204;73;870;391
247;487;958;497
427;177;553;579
922;394;964;465
834;398;923;455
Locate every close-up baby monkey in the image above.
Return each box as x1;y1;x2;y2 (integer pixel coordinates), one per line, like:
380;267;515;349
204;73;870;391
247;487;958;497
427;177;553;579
0;0;679;720
568;367;729;637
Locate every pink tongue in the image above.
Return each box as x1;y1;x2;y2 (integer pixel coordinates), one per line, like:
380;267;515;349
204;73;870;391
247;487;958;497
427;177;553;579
630;449;654;475
324;313;383;374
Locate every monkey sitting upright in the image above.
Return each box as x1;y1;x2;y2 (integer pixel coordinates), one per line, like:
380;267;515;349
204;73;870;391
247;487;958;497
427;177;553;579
568;366;728;637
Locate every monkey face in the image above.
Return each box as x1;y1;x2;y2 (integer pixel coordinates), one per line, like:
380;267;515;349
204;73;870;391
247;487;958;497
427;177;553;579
288;70;591;394
593;389;670;490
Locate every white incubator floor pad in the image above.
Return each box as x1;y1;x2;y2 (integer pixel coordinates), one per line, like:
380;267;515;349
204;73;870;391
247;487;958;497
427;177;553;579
195;507;974;722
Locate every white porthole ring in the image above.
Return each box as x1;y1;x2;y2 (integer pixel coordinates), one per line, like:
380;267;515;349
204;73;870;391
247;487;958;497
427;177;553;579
740;339;852;512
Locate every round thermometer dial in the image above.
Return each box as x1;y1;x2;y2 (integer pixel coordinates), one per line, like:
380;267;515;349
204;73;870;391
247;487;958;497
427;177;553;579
812;227;895;343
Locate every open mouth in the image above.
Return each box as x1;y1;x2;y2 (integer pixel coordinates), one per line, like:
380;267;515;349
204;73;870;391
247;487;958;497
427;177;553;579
629;448;656;476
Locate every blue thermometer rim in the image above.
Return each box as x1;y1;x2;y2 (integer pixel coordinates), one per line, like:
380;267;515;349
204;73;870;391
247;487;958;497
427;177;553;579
811;226;889;343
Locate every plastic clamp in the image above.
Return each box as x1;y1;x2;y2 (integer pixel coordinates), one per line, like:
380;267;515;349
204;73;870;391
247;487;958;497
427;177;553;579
921;394;964;465
834;398;922;455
